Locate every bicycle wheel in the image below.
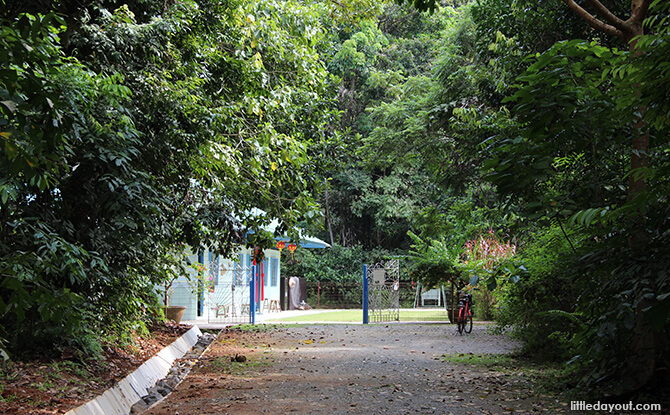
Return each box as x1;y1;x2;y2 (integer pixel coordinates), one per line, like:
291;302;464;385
457;308;465;334
464;311;473;333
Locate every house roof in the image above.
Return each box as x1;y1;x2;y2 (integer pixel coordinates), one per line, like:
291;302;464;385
245;208;330;249
275;234;330;249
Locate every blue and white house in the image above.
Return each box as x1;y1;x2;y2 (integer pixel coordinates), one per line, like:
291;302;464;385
165;224;329;324
166;246;281;325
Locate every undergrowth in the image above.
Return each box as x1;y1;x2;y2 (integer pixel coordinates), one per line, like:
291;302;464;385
442;353;584;399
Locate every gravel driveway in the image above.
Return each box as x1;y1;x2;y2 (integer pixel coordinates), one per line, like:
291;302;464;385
144;323;569;415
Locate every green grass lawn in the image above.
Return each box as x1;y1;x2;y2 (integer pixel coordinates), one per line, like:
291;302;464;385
264;308;451;323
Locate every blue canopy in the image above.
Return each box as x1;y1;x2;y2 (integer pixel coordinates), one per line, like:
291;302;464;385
275;235;330;249
244;208;330;249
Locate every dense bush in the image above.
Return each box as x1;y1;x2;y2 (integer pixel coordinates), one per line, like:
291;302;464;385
493;226;585;361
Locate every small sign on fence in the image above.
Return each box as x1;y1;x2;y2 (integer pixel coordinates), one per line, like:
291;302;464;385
372;269;386;285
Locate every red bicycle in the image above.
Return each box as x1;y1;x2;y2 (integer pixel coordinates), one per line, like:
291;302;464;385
456;293;473;335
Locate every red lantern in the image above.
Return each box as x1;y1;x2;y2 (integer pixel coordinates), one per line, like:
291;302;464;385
276;241;286;251
287;243;297;260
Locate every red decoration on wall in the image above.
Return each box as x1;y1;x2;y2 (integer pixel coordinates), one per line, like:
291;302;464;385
287;243;297;260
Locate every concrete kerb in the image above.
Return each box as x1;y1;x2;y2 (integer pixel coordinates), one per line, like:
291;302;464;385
64;325;203;415
133;328;220;414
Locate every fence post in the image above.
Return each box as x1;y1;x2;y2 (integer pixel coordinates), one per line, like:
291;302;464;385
362;265;368;324
251;264;256;325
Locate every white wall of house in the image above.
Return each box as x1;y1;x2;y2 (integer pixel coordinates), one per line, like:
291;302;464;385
167;246;281;321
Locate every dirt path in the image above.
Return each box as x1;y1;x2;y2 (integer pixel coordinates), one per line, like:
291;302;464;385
144;323;569;415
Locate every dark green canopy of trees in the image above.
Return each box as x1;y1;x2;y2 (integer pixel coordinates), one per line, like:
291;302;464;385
1;0;339;355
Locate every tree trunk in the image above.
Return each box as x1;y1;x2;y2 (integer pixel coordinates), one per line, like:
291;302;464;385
563;0;659;391
562;0;650;200
323;179;335;246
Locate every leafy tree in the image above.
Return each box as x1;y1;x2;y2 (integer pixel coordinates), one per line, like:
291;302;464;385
480;0;669;394
395;0;668;396
1;12;154;355
328;20;390;131
318;3;485;250
560;0;653;204
1;0;342;357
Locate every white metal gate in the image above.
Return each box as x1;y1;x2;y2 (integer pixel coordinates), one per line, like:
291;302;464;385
365;260;400;323
208;264;253;325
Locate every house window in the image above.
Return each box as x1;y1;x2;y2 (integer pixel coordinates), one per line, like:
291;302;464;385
271;258;278;287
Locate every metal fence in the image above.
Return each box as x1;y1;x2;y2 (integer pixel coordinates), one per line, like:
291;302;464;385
208;265;253;325
303;280;453;315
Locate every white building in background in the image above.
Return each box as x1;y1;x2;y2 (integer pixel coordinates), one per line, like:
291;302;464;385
167;246;281;323
165;207;330;323
166;231;329;323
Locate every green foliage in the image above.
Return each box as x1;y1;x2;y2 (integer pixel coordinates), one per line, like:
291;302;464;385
395;0;439;14
407;231;464;289
628;0;670;132
320;4;502;251
0;12;69;193
568;233;670;394
1;0;344;358
0;11;153;357
486;40;628;224
479;0;670;394
494;225;585;361
329;21;389;84
283;244;398;283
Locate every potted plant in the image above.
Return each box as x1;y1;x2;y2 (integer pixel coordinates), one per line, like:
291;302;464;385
162;275;187;324
159;245;208;324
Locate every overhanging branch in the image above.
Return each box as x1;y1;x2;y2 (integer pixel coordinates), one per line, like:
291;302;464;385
583;0;628;31
561;0;624;40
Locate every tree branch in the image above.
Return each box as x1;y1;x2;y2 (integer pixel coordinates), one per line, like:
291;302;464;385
583;0;628;31
556;216;578;255
561;0;624;40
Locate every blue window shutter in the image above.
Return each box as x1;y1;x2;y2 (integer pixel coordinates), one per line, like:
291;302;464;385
271;258;278;287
